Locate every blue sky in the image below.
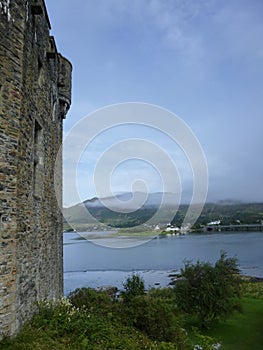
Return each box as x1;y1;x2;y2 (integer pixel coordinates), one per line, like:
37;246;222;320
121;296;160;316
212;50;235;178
45;0;263;206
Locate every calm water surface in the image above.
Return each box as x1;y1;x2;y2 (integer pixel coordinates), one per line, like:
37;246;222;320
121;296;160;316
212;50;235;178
63;231;263;295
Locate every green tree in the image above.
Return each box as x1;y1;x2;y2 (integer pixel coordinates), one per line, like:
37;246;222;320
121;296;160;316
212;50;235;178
121;273;145;302
174;252;242;328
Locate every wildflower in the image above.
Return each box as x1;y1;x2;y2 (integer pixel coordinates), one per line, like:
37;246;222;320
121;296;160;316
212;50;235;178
194;345;203;350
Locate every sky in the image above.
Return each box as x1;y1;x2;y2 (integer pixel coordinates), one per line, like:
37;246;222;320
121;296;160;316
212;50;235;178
45;0;263;207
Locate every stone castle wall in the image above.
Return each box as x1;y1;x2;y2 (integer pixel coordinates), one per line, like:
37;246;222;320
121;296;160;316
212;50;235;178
0;0;71;337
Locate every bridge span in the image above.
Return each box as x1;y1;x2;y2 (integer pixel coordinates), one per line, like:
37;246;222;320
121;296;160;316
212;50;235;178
206;224;263;232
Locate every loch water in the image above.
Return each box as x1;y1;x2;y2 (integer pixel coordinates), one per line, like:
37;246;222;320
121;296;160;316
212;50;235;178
63;231;263;295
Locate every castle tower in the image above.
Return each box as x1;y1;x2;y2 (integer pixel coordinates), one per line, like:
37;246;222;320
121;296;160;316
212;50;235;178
0;0;72;337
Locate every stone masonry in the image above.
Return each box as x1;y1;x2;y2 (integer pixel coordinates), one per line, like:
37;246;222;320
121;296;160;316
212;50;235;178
0;0;72;337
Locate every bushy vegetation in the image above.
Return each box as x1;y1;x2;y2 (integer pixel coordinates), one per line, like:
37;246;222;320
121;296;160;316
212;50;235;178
241;280;263;299
1;259;263;350
0;296;164;350
121;273;146;302
120;276;188;345
174;252;242;328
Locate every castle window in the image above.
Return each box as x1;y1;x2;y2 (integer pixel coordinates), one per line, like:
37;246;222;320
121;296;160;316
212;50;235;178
33;120;43;199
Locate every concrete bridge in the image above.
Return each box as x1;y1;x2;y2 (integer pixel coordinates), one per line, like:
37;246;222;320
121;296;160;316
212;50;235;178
206;224;263;232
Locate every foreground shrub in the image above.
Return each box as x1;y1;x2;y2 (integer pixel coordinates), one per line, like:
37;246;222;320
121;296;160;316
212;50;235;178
174;252;242;328
0;298;173;350
69;287;113;315
121;294;189;347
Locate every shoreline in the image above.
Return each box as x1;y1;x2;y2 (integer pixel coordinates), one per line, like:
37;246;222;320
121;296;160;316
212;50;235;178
63;230;263;242
63;269;263;296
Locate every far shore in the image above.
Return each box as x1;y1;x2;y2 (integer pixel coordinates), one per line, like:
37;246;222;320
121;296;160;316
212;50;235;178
63;229;262;241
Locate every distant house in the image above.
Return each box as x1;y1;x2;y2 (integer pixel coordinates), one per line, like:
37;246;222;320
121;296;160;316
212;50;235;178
207;220;221;226
165;226;180;232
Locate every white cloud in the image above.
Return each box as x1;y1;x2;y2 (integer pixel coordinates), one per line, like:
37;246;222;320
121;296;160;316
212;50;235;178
47;0;263;205
63;131;194;205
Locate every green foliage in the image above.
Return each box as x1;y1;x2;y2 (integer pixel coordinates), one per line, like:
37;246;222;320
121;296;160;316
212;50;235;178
0;277;192;350
2;291;262;350
191;328;221;350
119;279;190;346
121;273;145;302
148;286;177;301
1;281;263;350
122;294;189;345
174;252;242;328
69;287;113;314
241;281;263;299
0;297;162;350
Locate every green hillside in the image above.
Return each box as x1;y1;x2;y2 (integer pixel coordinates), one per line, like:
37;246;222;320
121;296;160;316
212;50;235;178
63;201;263;231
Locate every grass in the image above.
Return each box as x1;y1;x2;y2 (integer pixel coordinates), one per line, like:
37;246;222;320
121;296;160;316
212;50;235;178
202;297;263;350
73;230;158;240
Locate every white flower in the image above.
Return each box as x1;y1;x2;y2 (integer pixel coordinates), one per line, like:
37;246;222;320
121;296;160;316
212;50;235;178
194;345;203;350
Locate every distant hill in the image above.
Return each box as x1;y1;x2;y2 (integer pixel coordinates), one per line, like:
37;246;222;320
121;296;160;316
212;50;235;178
82;192;181;209
63;192;180;228
63;192;263;229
